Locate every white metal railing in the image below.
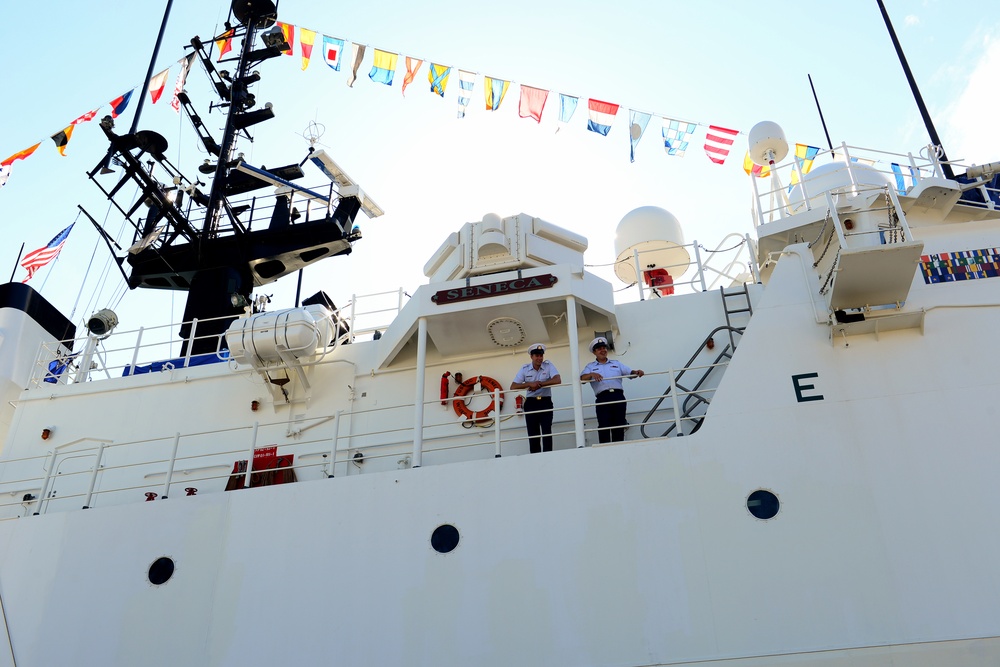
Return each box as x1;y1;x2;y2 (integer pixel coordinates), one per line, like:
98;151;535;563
27;290;412;389
749;141;1000;227
0;365;729;520
607;236;758;304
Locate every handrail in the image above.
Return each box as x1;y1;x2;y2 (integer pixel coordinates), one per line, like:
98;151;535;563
640;325;743;438
0;364;736;518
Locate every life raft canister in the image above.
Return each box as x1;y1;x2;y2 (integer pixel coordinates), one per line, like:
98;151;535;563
452;375;504;425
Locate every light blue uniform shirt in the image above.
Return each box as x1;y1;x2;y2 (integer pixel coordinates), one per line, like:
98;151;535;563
513;360;560;398
582;359;633;395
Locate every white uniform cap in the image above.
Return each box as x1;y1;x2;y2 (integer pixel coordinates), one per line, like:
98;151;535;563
528;343;546;354
590;336;608;352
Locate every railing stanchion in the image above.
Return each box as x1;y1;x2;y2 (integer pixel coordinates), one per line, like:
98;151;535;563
128;327;145;376
82;443;107;509
412;317;428;468
633;249;645;301
244;422;259;489
493;388;502;458
669;368;683;436
35;450;58;515
693;242;707;292
161;432;181;499
184;319;198;368
329;410;342;477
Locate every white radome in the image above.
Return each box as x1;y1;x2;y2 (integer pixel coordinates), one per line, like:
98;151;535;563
613;205;692;284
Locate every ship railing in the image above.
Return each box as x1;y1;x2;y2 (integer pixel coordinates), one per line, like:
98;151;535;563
612;236;760;303
748;141;994;226
0;366;724;519
333;288;409;343
25;286;413;389
28;312;239;388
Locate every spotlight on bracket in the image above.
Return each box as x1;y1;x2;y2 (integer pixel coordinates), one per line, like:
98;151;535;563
87;309;119;338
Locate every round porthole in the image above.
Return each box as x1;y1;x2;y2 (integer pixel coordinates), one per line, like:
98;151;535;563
148;556;175;585
431;524;460;553
746;489;779;520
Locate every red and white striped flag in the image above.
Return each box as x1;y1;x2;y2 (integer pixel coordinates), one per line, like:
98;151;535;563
21;223;74;283
71;109;99;125
703;125;739;165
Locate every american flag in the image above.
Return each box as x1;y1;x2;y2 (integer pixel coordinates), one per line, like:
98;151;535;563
703;125;739;165
21;223;74;283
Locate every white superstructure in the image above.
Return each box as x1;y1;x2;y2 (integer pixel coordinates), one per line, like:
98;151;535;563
0;122;997;666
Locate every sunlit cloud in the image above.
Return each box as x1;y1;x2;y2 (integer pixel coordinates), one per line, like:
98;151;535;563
904;15;920;27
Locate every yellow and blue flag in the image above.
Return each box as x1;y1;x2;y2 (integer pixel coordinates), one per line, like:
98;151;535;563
369;49;398;85
485;77;510;111
788;144;820;186
429;63;452;97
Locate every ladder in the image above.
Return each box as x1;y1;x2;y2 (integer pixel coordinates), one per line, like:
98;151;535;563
639;285;752;438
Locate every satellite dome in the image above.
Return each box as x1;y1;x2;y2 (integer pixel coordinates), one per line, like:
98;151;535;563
613;206;691;284
787;161;891;210
748;121;788;166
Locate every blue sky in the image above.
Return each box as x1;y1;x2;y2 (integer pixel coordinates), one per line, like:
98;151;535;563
0;0;997;334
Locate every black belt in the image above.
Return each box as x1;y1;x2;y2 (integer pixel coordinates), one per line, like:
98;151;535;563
528;395;551;400
597;389;621;397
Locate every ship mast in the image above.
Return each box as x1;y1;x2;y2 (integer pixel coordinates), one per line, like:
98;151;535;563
86;0;378;355
875;0;956;180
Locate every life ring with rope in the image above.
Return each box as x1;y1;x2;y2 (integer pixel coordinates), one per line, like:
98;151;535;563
452;375;504;426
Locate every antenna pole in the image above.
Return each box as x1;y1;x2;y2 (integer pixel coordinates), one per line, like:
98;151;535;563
875;0;955;179
808;75;833;151
129;0;175;136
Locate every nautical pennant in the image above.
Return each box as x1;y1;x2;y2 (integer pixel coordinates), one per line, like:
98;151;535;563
276;22;295;55
788;143;820;187
2;142;41;166
891;162;919;195
703;125;739;165
110;90;134;118
215;28;234;61
743;152;771;178
300;28;316;70
662;118;696;157
369;49;398;85
518;85;548;123
556;94;579;132
323;36;344;70
457;70;475;118
586;99;619;136
21;222;74;283
171;53;196;113
628;110;651;162
402;57;423;96
51;125;75;156
428;63;451;96
484;77;510;111
71;109;99;125
346;44;366;87
148;68;170;104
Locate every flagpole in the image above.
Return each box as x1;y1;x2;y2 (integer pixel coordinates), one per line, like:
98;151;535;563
9;243;24;283
39;256;59;295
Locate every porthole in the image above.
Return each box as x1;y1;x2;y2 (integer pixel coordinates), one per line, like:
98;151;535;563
431;524;460;553
148;556;175;585
746;489;779;520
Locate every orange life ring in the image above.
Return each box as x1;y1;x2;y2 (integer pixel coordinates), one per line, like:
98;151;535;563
452;375;504;424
